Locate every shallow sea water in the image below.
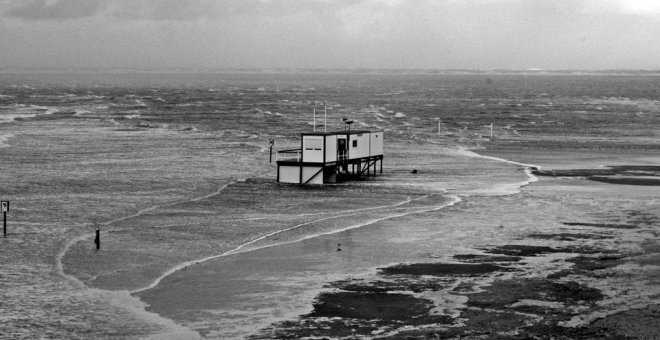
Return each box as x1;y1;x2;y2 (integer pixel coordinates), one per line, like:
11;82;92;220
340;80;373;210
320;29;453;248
1;72;659;339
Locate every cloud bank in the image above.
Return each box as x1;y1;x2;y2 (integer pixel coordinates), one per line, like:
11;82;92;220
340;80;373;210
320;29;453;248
4;0;107;21
1;0;659;70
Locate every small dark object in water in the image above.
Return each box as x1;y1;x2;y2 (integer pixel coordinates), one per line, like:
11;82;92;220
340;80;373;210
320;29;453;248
337;243;342;251
411;169;418;174
94;227;100;250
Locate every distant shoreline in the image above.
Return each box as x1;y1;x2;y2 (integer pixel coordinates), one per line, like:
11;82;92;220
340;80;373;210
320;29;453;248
3;68;660;76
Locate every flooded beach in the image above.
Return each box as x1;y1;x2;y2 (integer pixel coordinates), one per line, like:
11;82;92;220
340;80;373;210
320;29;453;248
1;72;659;339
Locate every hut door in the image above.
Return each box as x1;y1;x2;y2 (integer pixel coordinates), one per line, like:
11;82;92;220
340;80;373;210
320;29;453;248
337;138;347;161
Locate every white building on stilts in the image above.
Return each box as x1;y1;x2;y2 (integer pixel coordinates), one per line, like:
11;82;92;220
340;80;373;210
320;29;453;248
276;130;384;184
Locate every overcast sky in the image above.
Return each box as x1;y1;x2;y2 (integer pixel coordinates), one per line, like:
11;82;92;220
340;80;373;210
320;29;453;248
1;0;660;70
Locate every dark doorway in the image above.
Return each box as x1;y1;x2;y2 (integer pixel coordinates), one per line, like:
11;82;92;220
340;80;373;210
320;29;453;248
337;138;347;161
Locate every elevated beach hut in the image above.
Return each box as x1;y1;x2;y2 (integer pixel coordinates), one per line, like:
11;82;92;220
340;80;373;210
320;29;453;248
276;130;383;184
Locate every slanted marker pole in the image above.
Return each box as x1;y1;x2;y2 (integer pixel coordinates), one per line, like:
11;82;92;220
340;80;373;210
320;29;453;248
269;139;275;163
324;105;327;133
313;108;316;132
490;123;493;140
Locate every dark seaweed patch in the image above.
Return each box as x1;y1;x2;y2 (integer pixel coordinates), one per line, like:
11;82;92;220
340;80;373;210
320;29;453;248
328;278;443;293
527;233;612;241
589;176;660;186
487;244;605;256
467;278;603;310
521;323;636;340
562;222;638;229
379;262;510;276
252;291;453;339
532;165;660;186
459;309;537;335
568;255;626;272
453;254;523;262
254;318;384;339
609;165;660;172
308;291;442;321
533;169;617;177
485;245;563;256
590;304;660;339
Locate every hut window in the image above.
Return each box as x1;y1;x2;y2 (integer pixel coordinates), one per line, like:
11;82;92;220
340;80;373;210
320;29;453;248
352;140;357;147
304;137;323;150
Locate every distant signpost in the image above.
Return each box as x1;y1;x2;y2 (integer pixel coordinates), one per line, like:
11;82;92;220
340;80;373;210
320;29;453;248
1;201;8;236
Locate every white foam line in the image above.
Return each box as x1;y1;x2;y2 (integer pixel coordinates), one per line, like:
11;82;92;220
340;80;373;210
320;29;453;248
232;194;464;256
223;195;435;256
131;194;441;294
455;146;537;168
107;218;268;233
141;196;429;227
455;146;540;185
55;233;92;287
101;182;234;227
55;182;234;283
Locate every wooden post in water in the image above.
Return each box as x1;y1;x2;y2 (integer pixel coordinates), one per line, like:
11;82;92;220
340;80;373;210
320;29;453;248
1;201;8;237
94;226;100;250
269;139;275;163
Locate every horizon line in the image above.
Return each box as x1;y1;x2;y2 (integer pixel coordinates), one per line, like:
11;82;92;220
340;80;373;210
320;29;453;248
3;67;660;75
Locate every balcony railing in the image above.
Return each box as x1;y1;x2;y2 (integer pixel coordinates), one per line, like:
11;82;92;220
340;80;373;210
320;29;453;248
276;149;301;162
276;149;354;163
